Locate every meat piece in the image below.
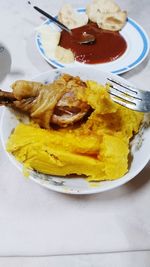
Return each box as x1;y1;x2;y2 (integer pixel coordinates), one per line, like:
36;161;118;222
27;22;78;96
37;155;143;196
0;90;16;104
52;90;90;127
0;74;90;129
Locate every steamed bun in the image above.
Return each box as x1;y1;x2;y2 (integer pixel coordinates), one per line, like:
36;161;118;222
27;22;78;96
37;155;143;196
58;4;88;29
86;0;127;31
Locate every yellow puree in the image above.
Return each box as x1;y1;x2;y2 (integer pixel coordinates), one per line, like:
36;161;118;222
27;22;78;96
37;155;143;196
7;81;143;181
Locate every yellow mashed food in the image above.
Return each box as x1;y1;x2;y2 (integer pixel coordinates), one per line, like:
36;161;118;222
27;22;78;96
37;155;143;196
7;80;143;181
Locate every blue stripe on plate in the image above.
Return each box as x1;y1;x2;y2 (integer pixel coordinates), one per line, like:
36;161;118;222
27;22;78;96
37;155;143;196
112;68;128;74
50;59;64;68
78;8;85;12
127;18;149;68
37;37;45;54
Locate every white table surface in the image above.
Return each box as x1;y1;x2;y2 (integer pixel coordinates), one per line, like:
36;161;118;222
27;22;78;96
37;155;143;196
0;0;150;266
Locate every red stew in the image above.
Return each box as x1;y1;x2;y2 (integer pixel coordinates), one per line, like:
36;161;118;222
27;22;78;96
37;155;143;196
59;22;127;64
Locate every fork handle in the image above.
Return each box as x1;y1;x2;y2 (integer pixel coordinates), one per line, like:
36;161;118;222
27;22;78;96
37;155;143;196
34;6;72;34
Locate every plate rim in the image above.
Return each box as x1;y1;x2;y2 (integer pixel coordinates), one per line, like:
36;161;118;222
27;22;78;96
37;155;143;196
35;8;150;75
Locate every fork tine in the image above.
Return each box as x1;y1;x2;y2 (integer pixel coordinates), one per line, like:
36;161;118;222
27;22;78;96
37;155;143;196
108;83;142;100
107;77;143;109
110;94;139;111
108;84;144;112
107;77;150;112
109;87;138;105
107;77;138;94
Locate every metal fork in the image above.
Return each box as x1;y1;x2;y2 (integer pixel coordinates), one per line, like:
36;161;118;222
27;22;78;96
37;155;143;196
107;78;150;112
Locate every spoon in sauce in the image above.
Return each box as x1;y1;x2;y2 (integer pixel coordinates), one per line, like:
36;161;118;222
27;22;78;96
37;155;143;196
28;2;95;44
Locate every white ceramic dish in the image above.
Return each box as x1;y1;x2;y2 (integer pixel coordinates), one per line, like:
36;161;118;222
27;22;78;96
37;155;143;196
1;66;150;194
36;8;150;75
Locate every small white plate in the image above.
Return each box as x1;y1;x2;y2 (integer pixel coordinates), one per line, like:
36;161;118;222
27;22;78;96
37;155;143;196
0;66;150;194
36;8;149;75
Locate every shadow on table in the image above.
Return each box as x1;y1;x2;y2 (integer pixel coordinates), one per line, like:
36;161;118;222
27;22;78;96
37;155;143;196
0;43;11;83
61;163;150;204
125;163;150;191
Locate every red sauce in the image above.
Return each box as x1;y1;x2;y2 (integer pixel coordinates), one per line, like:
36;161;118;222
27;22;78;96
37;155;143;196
59;23;127;64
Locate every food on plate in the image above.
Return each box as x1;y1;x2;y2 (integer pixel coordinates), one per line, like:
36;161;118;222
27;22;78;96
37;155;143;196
0;75;90;128
96;11;127;32
37;0;127;64
55;46;75;63
59;22;127;64
36;25;74;63
58;4;88;30
86;0;127;31
37;25;61;58
4;74;143;181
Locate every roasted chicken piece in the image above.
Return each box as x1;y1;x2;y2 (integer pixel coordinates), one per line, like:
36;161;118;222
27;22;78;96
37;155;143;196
0;74;90;128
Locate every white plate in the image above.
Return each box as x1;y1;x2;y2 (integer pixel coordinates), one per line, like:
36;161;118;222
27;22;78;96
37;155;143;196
36;8;149;75
1;66;150;195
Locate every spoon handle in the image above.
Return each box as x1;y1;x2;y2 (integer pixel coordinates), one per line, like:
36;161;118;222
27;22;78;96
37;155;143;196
34;6;72;34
